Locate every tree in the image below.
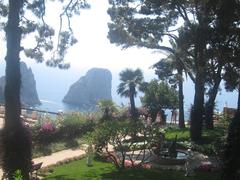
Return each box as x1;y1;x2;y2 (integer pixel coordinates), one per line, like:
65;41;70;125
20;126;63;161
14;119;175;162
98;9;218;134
203;0;240;128
221;111;240;180
97;99;118;120
141;80;178;122
152;39;193;129
108;0;240;142
224;64;240;110
154;57;185;128
0;1;89;179
117;68;144;119
107;0;207;141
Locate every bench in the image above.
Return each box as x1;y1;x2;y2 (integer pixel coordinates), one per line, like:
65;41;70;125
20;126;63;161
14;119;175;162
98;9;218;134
30;162;43;178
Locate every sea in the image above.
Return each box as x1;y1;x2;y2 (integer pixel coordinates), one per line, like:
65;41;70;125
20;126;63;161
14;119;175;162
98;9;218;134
0;60;238;121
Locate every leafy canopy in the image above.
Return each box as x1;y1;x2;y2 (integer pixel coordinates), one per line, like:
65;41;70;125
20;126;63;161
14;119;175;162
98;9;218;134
0;0;90;68
141;79;178;110
117;68;144;98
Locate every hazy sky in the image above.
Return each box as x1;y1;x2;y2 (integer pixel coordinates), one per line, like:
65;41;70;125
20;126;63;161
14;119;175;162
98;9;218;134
1;0;164;73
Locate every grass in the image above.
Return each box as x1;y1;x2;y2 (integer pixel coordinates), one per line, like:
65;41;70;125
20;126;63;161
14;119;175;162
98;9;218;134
164;125;227;155
164;125;226;143
44;158;221;180
165;126;190;141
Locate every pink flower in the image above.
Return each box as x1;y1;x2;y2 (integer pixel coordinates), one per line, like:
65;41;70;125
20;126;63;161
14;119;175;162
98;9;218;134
41;122;55;133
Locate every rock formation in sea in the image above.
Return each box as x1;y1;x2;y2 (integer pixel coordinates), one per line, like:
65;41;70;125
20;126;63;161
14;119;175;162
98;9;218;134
0;61;41;107
63;68;112;109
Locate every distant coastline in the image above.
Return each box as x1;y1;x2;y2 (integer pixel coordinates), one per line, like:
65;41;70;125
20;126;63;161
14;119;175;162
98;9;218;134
0;61;238;117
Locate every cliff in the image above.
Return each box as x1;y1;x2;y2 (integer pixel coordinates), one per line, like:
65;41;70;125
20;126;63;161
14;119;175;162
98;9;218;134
0;61;41;107
63;68;112;109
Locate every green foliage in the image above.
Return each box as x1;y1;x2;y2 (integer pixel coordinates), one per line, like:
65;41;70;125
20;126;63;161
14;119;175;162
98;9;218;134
108;0;240;141
217;115;231;129
117;68;144;98
97;100;119;120
22;0;90;67
13;170;23;180
108;0;178;49
90;120;163;168
163;125;227;157
117;68;144;118
141;80;178;119
32;116;58;145
222;111;240;179
164;126;190;142
59;113;94;139
31;112;96;155
224;66;240;92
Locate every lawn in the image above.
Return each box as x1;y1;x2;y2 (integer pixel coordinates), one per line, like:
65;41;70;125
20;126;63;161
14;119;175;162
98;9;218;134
44;158;221;180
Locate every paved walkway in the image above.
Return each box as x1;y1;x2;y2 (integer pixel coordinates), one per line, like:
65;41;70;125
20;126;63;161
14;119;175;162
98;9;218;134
0;118;4;129
0;148;86;178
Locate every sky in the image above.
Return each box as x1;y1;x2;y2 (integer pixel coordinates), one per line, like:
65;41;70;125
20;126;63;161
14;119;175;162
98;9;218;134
27;0;165;73
0;0;238;112
0;0;165;70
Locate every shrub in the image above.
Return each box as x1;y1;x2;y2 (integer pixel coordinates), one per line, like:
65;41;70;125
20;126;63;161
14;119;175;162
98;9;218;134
164;126;190;141
31;116;58;145
90;120;164;169
59;112;95;140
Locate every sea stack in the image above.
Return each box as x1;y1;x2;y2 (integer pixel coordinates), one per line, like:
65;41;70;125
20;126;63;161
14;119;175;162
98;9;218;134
0;61;41;107
63;68;112;109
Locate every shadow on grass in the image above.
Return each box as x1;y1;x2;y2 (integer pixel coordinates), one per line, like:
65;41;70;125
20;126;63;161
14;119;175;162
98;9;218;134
99;168;221;180
44;174;75;180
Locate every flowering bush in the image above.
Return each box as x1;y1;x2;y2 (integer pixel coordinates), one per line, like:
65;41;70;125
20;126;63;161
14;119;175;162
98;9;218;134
41;122;55;133
39;122;56;144
31;112;96;151
31;118;58;146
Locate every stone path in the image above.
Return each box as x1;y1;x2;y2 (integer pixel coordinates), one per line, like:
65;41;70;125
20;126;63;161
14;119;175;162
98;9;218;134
0;118;4;129
0;148;86;178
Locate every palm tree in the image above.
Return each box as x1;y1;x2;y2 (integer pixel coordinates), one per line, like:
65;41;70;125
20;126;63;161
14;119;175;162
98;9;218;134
117;68;144;119
153;39;194;129
97;99;118;120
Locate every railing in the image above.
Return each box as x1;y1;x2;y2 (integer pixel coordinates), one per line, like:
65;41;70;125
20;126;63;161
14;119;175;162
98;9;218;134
0;103;59;115
0;103;63;127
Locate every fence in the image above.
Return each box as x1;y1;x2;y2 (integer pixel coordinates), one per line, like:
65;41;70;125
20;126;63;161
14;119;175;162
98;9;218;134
0;104;63;127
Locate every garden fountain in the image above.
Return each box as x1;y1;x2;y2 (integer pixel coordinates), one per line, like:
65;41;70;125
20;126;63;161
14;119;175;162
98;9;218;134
151;135;189;165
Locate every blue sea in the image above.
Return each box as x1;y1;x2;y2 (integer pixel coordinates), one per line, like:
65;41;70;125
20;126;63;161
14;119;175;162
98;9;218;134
0;60;238;121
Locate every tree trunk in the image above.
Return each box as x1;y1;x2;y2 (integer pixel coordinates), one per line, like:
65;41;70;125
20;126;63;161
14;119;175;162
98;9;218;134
129;84;137;119
204;103;214;129
177;68;185;129
2;1;32;179
190;43;205;142
205;78;221;129
190;76;205;142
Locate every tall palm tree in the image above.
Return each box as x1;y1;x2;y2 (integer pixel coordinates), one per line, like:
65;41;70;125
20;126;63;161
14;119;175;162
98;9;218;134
153;39;194;129
117;68;144;119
